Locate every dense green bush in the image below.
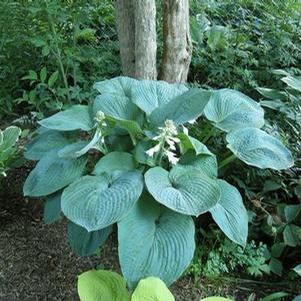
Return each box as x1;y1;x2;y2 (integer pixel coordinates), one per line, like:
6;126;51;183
189;0;301;94
0;0;119;118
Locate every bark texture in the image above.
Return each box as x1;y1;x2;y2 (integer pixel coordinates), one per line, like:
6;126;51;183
134;0;157;79
160;0;192;83
115;0;135;77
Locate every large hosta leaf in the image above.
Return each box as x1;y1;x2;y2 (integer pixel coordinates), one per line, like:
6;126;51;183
179;151;218;178
67;222;112;257
23;150;87;197
204;89;264;132
93;152;136;176
77;269;130;301
118;197;195;288
145;165;220;216
61;171;143;231
43;192;62;224
132;277;175;301
226;128;294;170
25;130;69;160
131;79;188;115
149;88;212;126
39;105;94;131
58;141;89;158
210;180;248;246
93;76;137;96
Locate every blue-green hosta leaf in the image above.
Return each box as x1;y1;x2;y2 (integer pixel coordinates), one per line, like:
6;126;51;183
210;180;248;246
132;277;175;301
43;192;62;224
133;140;156;167
179;151;218;178
67;221;112;257
284;204;301;223
145;165;220;216
93;76;137;96
131;79;188;115
77;269;130;301
204;89;264;132
58;141;89;158
293;264;301;276
118;197;195;288
226;128;294;170
39;105;94;131
178;133;214;156
106;115;143;136
93;152;136;176
0;126;21;151
256;87;287;101
23;150;87;197
25;130;69;160
149;88;212;125
61;171;143;231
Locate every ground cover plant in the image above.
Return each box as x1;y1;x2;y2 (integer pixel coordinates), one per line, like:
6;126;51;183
0;126;21;180
23;76;293;289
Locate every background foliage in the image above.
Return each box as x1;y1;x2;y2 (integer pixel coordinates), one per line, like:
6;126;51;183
0;0;300;292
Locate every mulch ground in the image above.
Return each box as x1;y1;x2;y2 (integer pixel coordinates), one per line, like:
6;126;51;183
0;165;300;301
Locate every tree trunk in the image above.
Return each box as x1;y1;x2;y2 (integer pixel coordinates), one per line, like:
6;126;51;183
115;0;192;83
115;0;135;77
159;0;192;83
134;1;157;79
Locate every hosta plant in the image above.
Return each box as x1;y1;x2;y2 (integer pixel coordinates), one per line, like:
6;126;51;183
23;77;293;287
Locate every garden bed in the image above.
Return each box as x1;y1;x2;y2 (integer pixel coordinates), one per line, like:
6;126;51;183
0;166;299;301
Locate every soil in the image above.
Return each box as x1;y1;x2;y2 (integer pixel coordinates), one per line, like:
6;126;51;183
0;165;300;301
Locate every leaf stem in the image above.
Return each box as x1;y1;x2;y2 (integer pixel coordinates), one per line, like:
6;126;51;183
219;154;236;169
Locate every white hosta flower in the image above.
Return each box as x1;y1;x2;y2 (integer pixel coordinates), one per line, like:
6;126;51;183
165;150;179;165
145;143;161;157
95;110;107;127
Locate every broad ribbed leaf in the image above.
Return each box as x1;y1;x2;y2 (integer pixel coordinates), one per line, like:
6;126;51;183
131;79;188;115
210;180;248;246
283;224;301;247
149;88;211;125
179;151;218;178
0;126;21;151
226;128;294;170
58;141;88;158
43;192;62;224
23;150;87;197
61;171;143;231
25;130;69;160
67;222;112;257
93;152;136;176
39;105;94;131
93;76;137;96
179;133;213;156
132;277;175;301
118;197;195;288
145;165;220;216
204;89;264;132
134;140;156;167
77;269;130;301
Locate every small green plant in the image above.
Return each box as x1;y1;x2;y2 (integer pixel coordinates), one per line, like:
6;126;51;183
187;234;270;281
23;77;293;287
0;126;21;179
77;269;233;301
